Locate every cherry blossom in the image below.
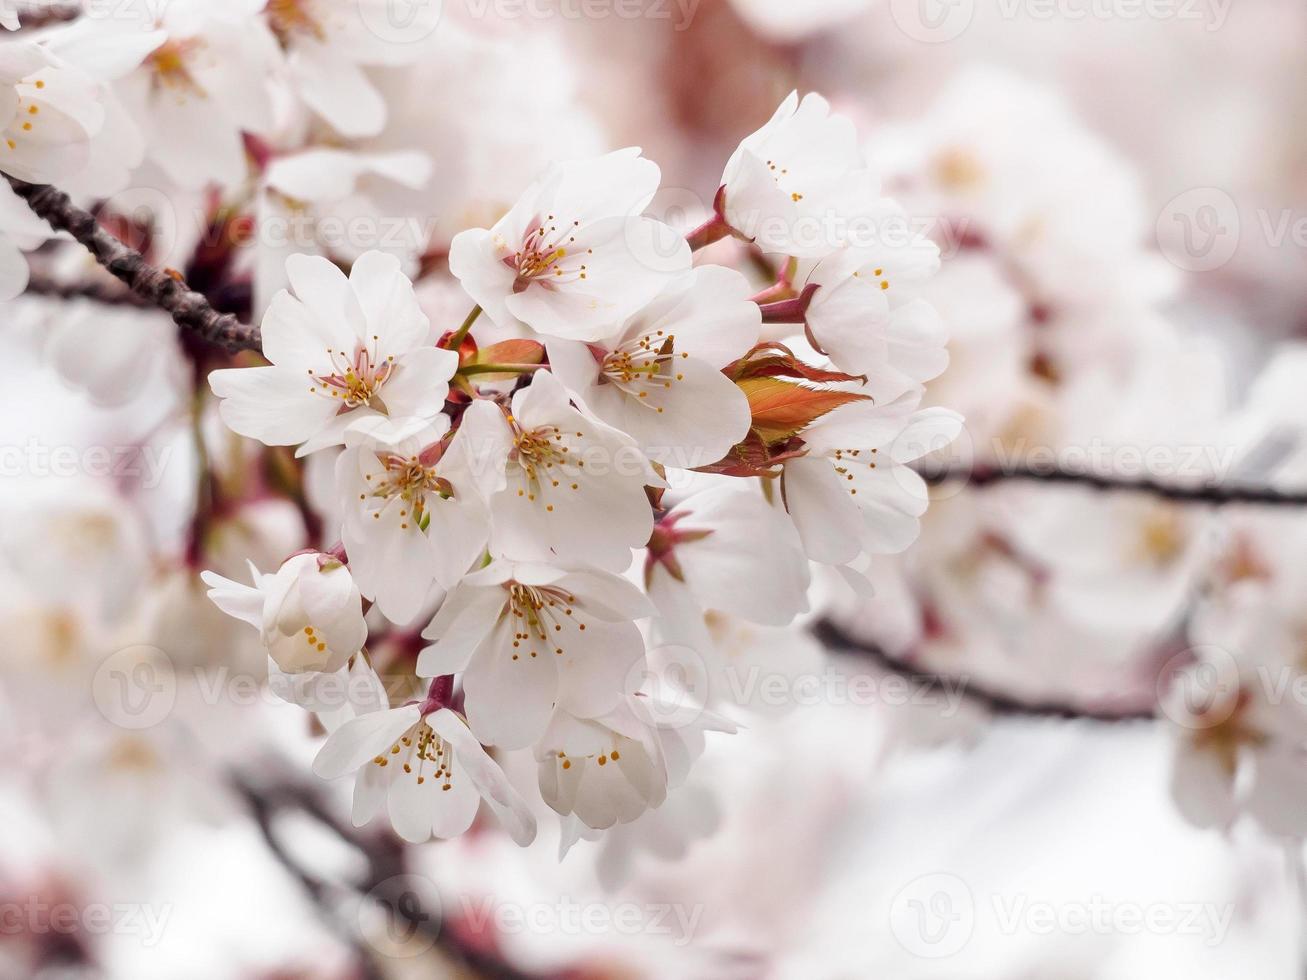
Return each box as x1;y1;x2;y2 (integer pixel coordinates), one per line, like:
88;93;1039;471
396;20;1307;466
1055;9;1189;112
466;369;662;571
546;265;760;469
796;236;951;402
313;700;537;846
449;148;691;341
336;409;496;625
202;551;367;675
537;694;737;832
109;0;279;189
209;251;456;456
418;560;653;750
718;92;873;258
781;393;964;568
0;36;104;184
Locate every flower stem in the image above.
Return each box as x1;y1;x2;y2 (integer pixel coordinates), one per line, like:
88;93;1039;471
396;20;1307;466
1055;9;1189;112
685;214;734;252
444;304;482;350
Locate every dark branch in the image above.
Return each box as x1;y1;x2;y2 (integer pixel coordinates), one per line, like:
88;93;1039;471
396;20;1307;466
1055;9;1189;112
812;618;1158;723
919;462;1307;508
6;177;262;353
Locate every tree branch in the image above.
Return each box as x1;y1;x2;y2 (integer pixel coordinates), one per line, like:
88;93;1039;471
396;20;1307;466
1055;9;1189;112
6;177;262;353
812;618;1158;723
919;462;1307;508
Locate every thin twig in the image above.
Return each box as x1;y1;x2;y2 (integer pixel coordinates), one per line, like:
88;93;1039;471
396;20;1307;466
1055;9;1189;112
919;463;1307;508
812;618;1158;723
6;177;262;353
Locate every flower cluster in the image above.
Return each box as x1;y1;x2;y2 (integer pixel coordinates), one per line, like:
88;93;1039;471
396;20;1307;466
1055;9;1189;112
201;93;961;846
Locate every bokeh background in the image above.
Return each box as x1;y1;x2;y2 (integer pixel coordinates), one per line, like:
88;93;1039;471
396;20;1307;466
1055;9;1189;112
4;0;1307;976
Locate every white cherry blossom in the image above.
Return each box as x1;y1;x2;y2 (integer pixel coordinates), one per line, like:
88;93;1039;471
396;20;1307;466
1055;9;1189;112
202;551;367;675
781;393;964;567
798;236;950;402
537;694;736;832
719;92;872;258
418;560;653;750
336;408;497;625
449;148;691;341
463;369;662;571
209;251;456;457
313;700;537;846
546;265;759;469
0;36;104;184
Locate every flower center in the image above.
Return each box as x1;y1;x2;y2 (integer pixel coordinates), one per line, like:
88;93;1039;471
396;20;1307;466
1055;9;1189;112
600;329;691;414
504;582;583;662
364;451;452;531
371;721;456;791
506;216;592;293
308;339;395;410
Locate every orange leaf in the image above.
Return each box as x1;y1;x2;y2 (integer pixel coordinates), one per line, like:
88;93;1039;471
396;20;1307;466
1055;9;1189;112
739;377;869;444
